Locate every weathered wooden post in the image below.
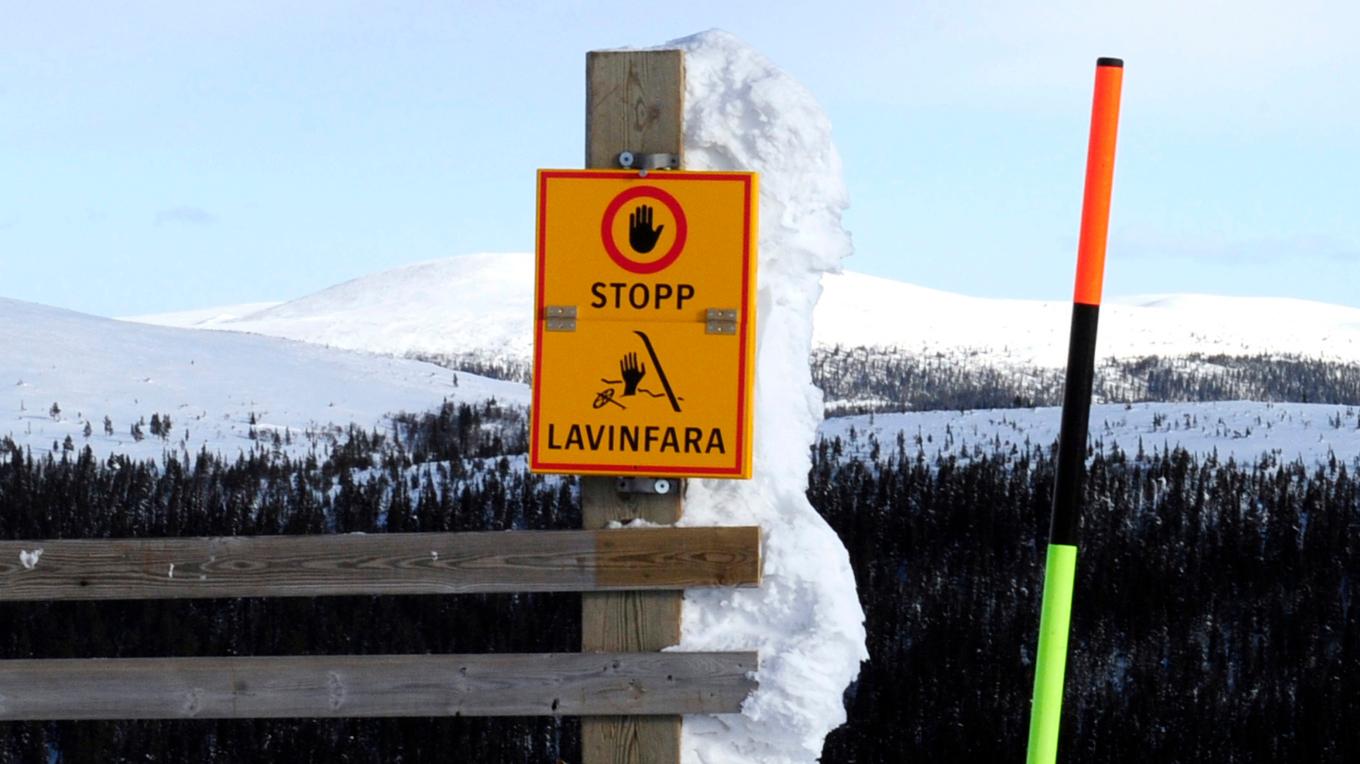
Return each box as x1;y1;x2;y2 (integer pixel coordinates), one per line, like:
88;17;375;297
532;46;757;762
581;49;687;764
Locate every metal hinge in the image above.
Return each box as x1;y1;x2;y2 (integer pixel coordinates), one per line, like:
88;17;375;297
705;308;739;335
544;305;577;332
617;151;679;177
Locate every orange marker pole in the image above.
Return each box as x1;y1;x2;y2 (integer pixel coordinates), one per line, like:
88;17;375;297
1026;57;1124;764
1072;59;1124;308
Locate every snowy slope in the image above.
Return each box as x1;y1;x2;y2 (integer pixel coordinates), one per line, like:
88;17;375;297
23;289;1352;472
127;254;1360;372
822;400;1360;471
123;301;283;329
4;297;526;461
126;253;534;366
816;271;1360;367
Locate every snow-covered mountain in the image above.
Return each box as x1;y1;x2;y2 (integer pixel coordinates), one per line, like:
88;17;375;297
818;272;1360;366
126;253;535;374
10;258;1360;479
4;296;525;461
79;250;1360;462
13;283;1358;471
126;252;1360;371
12;251;1349;465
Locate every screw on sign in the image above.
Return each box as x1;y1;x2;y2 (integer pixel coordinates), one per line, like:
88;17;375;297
532;169;758;479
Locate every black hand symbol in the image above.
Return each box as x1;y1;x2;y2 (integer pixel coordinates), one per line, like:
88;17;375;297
628;204;665;254
620;352;646;396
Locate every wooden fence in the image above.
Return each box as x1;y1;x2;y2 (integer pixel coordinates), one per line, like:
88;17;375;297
0;528;761;725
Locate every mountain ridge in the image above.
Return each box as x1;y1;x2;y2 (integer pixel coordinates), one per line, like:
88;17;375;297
123;252;1360;370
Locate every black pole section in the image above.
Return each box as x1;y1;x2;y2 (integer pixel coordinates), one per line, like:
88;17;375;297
1049;303;1100;546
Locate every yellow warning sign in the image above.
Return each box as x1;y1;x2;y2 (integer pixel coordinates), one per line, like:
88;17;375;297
531;169;758;478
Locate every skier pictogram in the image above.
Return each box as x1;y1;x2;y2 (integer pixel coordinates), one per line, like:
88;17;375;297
592;331;683;412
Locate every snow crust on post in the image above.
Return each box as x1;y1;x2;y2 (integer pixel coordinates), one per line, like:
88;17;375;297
659;30;868;763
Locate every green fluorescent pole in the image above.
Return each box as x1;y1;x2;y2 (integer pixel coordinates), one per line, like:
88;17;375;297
1026;57;1124;764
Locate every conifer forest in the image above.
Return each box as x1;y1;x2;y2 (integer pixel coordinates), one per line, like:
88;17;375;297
0;395;1356;761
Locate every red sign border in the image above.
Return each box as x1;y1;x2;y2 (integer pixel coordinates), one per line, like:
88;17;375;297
531;169;755;478
600;185;690;274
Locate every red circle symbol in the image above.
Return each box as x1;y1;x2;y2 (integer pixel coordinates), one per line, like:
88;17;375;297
600;186;688;274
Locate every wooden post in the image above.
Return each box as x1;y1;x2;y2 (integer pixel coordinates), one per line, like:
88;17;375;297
582;48;687;764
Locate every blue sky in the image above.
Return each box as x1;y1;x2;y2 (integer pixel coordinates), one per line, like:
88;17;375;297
3;1;1357;316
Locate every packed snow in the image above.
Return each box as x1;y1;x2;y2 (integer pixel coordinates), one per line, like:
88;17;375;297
2;297;526;462
19;548;43;570
651;31;867;764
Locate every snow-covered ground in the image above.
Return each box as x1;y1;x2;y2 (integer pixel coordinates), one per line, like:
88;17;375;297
125;253;534;366
122;301;283;330
817;272;1360;367
3;296;526;462
822;400;1360;471
18;293;1357;475
126;254;1360;372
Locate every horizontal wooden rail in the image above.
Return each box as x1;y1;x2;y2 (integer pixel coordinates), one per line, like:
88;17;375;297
0;652;758;720
0;528;761;601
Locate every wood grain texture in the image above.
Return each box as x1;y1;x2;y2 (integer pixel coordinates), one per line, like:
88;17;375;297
581;481;687;651
585;49;685;170
584;47;688;764
579;475;685;761
582;479;687;764
0;529;759;601
596;525;760;590
0;652;757;720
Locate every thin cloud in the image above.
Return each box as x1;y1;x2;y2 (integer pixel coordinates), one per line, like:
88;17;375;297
155;206;217;227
